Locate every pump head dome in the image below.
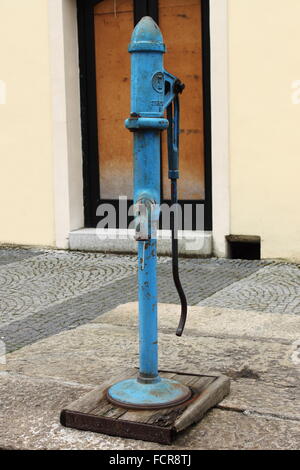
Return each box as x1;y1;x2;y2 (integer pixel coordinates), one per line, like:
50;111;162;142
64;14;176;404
129;16;165;53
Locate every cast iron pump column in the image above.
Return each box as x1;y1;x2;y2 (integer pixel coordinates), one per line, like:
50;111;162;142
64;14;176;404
107;17;191;409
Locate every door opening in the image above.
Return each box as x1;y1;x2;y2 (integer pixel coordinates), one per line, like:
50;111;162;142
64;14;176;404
77;0;212;231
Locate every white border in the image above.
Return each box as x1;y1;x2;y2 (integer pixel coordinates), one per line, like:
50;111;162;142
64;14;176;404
48;0;84;249
48;0;230;255
210;0;230;256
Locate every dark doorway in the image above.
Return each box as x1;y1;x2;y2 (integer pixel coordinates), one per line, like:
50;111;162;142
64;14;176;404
77;0;212;231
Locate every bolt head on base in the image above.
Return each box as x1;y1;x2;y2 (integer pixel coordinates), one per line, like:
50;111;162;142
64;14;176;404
107;377;192;410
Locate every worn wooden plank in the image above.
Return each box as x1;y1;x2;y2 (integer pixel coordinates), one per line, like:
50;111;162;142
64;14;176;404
61;368;136;414
174;375;230;432
103;405;128;419
92;399;115;417
145;377;214;427
61;371;230;444
119;408;155;423
159;372;178;380
61;411;174;445
176;374;214;389
159;369;218;379
146;405;188;427
92;375;215;427
82;398;127;419
121;402;187;427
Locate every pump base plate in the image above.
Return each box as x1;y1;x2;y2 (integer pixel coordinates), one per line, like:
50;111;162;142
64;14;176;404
107;377;192;410
60;369;230;445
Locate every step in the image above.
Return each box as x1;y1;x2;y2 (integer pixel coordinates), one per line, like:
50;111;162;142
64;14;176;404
69;229;212;256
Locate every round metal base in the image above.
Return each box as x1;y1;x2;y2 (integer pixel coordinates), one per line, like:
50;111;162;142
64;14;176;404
107;378;192;410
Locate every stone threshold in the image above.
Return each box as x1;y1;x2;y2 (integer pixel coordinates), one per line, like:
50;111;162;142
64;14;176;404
69;229;212;256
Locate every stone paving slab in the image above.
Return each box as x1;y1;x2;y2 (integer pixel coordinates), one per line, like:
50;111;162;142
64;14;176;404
199;264;300;314
1;374;299;450
1;302;300;449
93;302;300;343
175;408;299;450
3;305;300;420
0;248;299;449
0;252;269;353
4;322;298;389
221;379;300;422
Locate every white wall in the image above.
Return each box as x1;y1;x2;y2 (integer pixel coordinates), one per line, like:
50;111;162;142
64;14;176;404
0;0;55;246
0;0;84;248
49;0;84;249
228;0;300;261
210;0;230;257
1;0;300;261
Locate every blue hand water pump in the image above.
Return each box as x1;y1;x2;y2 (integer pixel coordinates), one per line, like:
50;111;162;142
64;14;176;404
107;16;189;409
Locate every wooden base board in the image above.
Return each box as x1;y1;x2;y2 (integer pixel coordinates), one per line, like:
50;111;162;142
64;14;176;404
60;369;230;445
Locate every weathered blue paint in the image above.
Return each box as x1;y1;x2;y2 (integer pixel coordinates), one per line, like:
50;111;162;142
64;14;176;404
138;238;158;379
107;16;191;409
107;378;191;409
128;17;166;383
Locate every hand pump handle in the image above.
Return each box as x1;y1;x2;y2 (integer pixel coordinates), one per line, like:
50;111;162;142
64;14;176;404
166;80;188;336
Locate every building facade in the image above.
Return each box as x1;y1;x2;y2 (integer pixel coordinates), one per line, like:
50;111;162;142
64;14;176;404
0;0;299;261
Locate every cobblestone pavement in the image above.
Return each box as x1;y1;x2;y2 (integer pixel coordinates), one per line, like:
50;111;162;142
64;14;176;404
0;247;43;266
0;247;297;353
199;263;300;314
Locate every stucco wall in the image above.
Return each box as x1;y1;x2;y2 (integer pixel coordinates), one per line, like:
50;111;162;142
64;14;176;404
228;0;300;261
0;0;299;260
0;0;55;246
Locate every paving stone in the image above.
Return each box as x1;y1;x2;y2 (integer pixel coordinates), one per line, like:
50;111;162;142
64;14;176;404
221;378;300;421
93;302;300;344
4;319;299;400
0;248;299;449
0;247;43;266
1;373;298;450
0;253;268;352
0;251;140;326
157;259;267;305
199;264;300;314
0;274;138;353
1;335;299;450
175;408;300;450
